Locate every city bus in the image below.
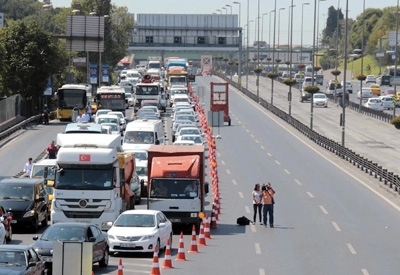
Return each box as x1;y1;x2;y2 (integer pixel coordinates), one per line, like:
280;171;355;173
381;66;400;86
56;84;92;121
95;86;126;115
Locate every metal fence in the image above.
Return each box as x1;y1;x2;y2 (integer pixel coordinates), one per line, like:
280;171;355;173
218;73;400;195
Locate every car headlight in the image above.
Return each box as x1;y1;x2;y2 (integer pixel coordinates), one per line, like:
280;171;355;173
108;234;116;240
23;210;35;218
142;234;156;240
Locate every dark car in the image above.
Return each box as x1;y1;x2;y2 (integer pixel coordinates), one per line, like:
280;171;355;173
0;178;49;233
0;244;46;274
32;223;109;273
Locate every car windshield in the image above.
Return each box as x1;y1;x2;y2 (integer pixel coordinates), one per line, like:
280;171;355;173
136;166;148;176
0;251;26;266
114;214;155;227
124;131;154;144
41;226;86;241
134;152;147;161
181;135;202;143
0;185;32;200
314;94;326;99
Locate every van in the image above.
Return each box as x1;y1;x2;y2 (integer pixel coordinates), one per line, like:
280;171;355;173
295;73;304;83
122;119;164;152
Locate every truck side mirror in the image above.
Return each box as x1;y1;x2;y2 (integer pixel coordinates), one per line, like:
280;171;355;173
204;183;209;194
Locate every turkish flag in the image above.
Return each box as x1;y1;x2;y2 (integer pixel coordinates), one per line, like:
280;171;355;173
79;154;91;162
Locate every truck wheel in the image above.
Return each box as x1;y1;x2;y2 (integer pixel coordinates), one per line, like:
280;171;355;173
228;119;231;126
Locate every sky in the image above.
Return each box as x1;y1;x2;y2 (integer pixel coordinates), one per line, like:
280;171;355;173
51;0;394;46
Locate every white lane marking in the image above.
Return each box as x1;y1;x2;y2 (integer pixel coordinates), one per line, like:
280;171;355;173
255;243;261;254
275;160;281;165
284;169;290;174
319;205;329;214
306;192;314;198
250;134;254;138
238;192;244;198
295;179;303;186
232;179;238;186
259;269;266;275
245;206;251;213
261;146;265;150
332;222;341;231
255;140;259;143
226;169;231;174
221;160;226;165
267;152;272;157
251;222;256;232
346;243;357;254
246;129;250;132
217;152;221;157
361;269;369;275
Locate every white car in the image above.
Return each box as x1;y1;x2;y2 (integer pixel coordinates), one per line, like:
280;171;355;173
100;122;121;136
173;140;195;146
125;93;134;107
313;93;328;108
107;111;127;131
141;106;160;118
175;126;202;141
341;81;353;93
366;75;376;84
93;109;112;123
176;134;205;145
357;88;373;99
363;98;384;111
379;95;395;110
107;209;173;254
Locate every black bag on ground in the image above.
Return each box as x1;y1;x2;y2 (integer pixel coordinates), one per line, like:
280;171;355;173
237;216;251;225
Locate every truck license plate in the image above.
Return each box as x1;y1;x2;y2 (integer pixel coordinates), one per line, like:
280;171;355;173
74;219;91;224
170;219;181;222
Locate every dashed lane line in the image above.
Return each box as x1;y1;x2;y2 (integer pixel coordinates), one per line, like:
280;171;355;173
332;222;341;232
245;206;251;213
346;243;357;254
361;269;369;275
221;160;226;165
275;160;281;165
306;191;314;198
295;179;303;186
319;205;329;214
284;169;290;174
238;192;244;198
232;179;238;186
226;169;231;174
255;243;261;254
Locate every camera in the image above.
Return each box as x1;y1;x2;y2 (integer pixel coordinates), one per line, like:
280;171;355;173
261;184;266;191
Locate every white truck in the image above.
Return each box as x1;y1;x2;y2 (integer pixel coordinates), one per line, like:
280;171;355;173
51;133;136;230
147;56;162;70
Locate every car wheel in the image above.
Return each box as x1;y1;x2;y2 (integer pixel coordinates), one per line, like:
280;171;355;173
99;247;109;268
6;225;12;242
156;239;161;252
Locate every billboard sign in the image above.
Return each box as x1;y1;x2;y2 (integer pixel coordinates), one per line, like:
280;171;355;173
200;55;212;76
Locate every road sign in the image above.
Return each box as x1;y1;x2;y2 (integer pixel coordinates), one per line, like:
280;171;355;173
393;94;398;104
376;53;384;58
389;31;400;46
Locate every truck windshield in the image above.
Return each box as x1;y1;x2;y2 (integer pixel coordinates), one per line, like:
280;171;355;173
136;86;159;96
150;179;199;198
170;77;187;84
55;169;114;190
124;131;155;144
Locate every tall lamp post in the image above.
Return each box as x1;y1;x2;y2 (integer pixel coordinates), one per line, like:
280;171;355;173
246;0;250;90
341;0;349;146
233;1;242;83
261;13;268;45
269;10;275;64
316;0;326;66
359;0;365;112
225;4;232;14
277;8;285;59
394;1;399;117
288;1;295;116
271;0;277;105
222;7;227;14
217;9;222;14
310;0;317;130
301;3;310;64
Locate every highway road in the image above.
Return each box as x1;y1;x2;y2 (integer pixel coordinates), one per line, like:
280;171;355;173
1;76;400;274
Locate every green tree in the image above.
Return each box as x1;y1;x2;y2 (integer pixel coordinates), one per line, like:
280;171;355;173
0;21;61;101
321;6;344;46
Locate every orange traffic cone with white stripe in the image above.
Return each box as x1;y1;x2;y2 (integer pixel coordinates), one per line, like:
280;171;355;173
204;214;211;239
117;258;123;275
188;224;199;253
210;206;218;229
175;232;186;261
162;238;174;269
197;222;207;246
150;246;161;275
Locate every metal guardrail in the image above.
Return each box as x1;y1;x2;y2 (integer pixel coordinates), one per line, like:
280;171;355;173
218;73;400;195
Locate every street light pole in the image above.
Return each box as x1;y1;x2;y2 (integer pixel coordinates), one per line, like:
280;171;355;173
310;0;317;130
301;3;310;64
359;0;365;112
316;0;326;67
288;0;295;116
233;1;242;83
217;9;222;14
222;7;227;14
226;4;232;14
261;13;268;44
394;0;399;118
246;0;250;90
269;10;275;64
271;0;277;105
277;8;285;59
342;0;349;146
233;1;241;27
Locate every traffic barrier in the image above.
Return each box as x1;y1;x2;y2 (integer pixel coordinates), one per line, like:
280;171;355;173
204;213;211;239
197;222;207;246
150;247;161;275
175;231;186;261
117;258;123;275
162;238;174;269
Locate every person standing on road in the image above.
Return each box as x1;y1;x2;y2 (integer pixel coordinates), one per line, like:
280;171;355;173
86;102;92;120
23;158;33;177
46;140;58;159
262;182;276;228
252;183;262;225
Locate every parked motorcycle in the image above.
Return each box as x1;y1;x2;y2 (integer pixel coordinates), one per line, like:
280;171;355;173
40;111;49;125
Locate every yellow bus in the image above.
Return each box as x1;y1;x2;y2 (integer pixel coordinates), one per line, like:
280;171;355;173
56;84;92;121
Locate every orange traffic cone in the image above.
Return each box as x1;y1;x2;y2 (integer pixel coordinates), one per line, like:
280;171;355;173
204;214;211;239
210;206;218;229
162;238;174;269
117;258;123;275
188;224;199;253
175;232;186;261
150;247;161;275
197;222;207;246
